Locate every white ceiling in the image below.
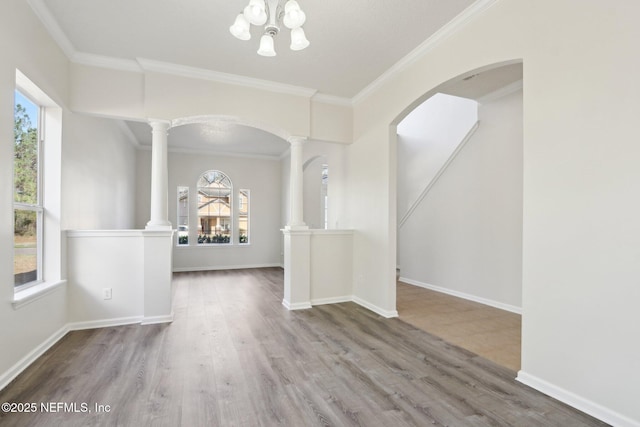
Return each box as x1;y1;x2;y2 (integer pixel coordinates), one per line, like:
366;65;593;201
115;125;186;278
31;0;522;157
38;0;476;99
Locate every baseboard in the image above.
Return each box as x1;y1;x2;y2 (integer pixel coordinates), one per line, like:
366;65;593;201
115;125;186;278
311;296;353;306
0;324;69;391
282;299;312;310
141;313;174;325
399;277;522;315
67;316;143;331
173;263;282;272
0;315;164;392
352;296;399;318
517;371;639;427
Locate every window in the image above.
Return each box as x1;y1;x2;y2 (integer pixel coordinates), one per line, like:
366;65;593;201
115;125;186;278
239;189;250;244
177;186;189;245
13;90;42;289
179;171;251;247
322;164;329;229
197;170;232;244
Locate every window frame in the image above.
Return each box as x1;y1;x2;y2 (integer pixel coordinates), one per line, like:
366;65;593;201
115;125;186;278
13;91;44;292
196;170;233;246
177;172;252;247
238;189;250;245
176;186;189;246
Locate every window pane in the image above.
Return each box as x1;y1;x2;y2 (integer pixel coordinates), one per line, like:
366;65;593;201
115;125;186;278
239;189;249;244
322;164;328;229
14;92;39;205
197;170;232;244
177;186;189;245
14;209;39;287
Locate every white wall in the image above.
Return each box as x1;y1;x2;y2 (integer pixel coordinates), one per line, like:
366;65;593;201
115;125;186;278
135;150;283;270
4;0;640;424
350;1;640;424
310;230;353;304
282;140;348;230
62;115;138;229
303;156;325;229
66;231;144;324
396;93;478;218
399;90;523;311
0;0;69;389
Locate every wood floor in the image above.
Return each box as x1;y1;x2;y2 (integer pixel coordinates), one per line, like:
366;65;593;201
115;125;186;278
397;282;522;372
0;268;607;426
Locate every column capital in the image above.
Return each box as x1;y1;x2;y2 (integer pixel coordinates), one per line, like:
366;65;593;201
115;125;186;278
287;136;308;146
148;119;172;132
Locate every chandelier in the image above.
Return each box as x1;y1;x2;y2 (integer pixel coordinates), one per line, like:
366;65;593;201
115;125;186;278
229;0;310;57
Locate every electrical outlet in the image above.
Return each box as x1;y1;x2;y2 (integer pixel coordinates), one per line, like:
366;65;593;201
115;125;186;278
103;288;112;300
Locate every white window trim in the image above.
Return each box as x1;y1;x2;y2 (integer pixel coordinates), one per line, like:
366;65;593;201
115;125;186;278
239;189;250;245
13;70;64;304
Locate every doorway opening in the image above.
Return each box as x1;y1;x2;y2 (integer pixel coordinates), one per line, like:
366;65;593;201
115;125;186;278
394;61;523;371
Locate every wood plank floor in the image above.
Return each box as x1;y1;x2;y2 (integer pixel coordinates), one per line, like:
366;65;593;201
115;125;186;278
397;282;522;372
0;268;607;426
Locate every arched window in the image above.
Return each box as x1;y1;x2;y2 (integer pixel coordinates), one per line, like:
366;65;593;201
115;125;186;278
197;170;232;244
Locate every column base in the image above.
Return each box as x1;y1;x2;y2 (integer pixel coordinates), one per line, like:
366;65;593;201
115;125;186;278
145;221;173;231
282;299;312;310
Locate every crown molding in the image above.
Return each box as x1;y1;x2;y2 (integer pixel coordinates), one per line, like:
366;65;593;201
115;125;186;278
27;0;76;58
136;58;318;98
311;93;353;107
72;52;143;73
30;0;499;108
352;0;500;105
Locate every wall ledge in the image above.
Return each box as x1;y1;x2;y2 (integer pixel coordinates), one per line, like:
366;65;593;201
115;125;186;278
12;280;67;310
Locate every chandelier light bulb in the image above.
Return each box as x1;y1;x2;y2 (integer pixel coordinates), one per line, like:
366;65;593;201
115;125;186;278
290;26;309;51
229;13;251;40
232;0;309;56
283;0;306;29
243;0;267;26
257;34;276;56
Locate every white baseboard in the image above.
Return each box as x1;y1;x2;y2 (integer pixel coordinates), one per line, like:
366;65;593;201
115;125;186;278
0;315;170;392
67;316;143;331
352;296;399;318
311;296;353;306
141;313;174;325
173;263;282;272
517;371;639;427
282;299;312;310
0;324;70;391
399;277;522;314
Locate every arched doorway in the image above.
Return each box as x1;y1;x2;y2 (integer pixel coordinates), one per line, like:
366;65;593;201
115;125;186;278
392;61;524;371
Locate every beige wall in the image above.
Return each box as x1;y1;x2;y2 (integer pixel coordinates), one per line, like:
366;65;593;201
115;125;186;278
2;0;640;424
0;0;70;387
350;1;640;424
70;65;353;144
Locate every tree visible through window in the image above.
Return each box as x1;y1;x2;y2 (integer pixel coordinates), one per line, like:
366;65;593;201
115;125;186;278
197;170;232;244
13;91;42;288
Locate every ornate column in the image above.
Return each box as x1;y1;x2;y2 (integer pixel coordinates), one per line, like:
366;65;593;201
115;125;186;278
146;119;172;230
287;136;308;229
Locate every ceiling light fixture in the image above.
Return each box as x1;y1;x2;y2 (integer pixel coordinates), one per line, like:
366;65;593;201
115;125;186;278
230;0;309;57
